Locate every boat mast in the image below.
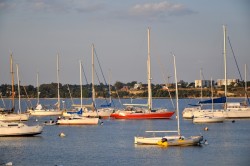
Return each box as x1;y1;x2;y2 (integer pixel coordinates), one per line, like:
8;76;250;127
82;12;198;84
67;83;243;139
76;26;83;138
200;68;203;101
223;25;227;105
10;52;15;110
147;27;152;111
245;64;247;104
16;64;21;114
173;54;180;136
80;61;83;108
108;69;112;104
92;44;95;109
37;72;40;105
211;77;214;112
57;54;60;110
67;84;74;105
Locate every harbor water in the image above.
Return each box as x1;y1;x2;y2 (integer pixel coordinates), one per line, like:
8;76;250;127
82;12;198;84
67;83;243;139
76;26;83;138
0;98;250;166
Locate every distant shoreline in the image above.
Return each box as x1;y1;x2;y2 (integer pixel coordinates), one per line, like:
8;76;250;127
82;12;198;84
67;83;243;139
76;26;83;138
1;97;246;99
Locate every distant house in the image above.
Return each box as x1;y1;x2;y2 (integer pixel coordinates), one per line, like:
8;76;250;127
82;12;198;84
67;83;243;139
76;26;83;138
195;80;212;88
120;86;130;91
217;79;239;87
134;83;142;90
162;85;169;90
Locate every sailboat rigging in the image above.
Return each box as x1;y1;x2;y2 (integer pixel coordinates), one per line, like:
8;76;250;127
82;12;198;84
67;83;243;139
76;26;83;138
0;64;43;136
110;28;175;119
57;60;99;125
135;54;203;146
73;44;114;118
0;53;29;121
27;54;63;116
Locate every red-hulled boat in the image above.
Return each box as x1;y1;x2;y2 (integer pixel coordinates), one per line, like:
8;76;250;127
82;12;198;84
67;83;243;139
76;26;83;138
111;28;175;120
110;109;175;119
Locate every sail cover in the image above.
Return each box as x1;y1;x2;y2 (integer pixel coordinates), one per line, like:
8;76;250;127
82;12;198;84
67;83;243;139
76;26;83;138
198;97;226;104
100;103;111;108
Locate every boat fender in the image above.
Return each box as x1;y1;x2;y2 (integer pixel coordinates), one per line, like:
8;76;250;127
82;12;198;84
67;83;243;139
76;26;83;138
157;140;168;146
204;140;208;145
204;127;209;131
5;162;13;166
59;132;66;137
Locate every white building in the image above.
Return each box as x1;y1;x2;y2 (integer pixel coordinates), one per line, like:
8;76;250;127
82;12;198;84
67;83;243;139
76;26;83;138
195;80;212;88
217;79;239;87
134;83;142;89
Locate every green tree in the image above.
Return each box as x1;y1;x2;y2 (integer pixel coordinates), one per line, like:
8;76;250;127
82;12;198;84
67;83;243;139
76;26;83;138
114;81;124;90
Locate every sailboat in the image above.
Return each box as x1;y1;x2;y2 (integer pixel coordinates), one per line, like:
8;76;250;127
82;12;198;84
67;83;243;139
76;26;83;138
96;70;116;118
110;28;175;119
193;78;225;123
191;25;250;118
72;44;113;119
56;60;99;125
182;69;227;119
27;55;63;116
182;69;204;119
223;63;250;118
0;64;43;136
62;84;88;117
135;54;203;146
0;53;29;121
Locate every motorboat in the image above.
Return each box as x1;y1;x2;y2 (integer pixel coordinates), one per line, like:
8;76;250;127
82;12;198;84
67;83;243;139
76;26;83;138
0;120;43;136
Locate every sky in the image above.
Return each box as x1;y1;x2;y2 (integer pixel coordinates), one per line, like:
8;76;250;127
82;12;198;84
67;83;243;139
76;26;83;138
0;0;249;86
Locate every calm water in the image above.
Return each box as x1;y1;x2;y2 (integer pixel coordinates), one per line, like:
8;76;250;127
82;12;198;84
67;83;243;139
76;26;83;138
0;98;250;166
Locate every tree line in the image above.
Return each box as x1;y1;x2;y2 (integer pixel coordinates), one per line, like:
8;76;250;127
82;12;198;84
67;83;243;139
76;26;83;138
0;80;249;99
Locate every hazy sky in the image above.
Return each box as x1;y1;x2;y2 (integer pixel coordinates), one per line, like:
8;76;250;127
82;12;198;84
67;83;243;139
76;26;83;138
0;0;249;86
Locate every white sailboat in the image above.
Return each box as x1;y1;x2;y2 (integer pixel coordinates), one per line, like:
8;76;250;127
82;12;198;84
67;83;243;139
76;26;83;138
191;25;250;118
27;55;62;116
57;60;99;125
97;70;115;117
224;64;250;118
0;64;43;136
80;44;113;118
0;53;29;121
135;54;203;146
193;78;225;123
182;69;204;119
192;25;229;118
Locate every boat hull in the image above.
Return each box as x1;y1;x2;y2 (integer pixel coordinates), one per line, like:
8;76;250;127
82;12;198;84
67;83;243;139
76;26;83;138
192;109;250;119
82;109;113;119
183;103;250;119
193;116;225;123
30;111;62;116
57;117;99;125
27;109;62;116
0;122;43;137
182;107;201;119
225;108;250;118
0;113;29;121
68;108;113;119
110;111;175;119
134;135;180;145
157;136;203;146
